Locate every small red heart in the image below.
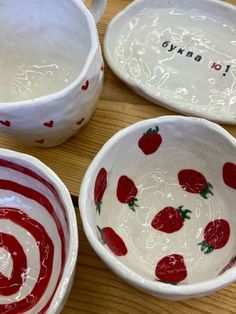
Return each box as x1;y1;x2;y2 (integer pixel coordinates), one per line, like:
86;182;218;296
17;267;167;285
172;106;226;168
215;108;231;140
82;80;89;91
44;120;54;128
0;120;10;127
35;139;44;144
76;118;85;125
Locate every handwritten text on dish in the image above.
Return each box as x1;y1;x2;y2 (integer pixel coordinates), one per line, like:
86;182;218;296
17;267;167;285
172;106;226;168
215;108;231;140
162;41;231;77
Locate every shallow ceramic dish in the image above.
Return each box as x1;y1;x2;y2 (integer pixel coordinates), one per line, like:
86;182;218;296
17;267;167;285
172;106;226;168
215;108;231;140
104;0;236;124
0;149;78;313
80;116;236;300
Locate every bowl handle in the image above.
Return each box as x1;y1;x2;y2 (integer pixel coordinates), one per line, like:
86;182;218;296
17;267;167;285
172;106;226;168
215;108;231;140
83;0;107;23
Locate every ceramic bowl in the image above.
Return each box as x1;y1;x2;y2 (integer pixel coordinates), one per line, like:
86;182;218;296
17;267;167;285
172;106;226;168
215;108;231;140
104;0;236;124
80;116;236;300
0;149;78;313
0;0;106;147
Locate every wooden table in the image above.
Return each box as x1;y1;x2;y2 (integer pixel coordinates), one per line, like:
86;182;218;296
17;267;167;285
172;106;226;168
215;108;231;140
0;1;236;313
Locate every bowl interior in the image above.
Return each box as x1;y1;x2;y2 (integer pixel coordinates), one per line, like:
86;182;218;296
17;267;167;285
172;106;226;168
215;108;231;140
85;117;236;285
104;0;236;123
0;152;75;313
0;0;92;101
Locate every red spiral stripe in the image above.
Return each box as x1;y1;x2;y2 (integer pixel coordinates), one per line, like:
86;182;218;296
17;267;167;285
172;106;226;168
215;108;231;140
0;158;68;225
0;159;69;313
0;207;54;313
0;233;27;296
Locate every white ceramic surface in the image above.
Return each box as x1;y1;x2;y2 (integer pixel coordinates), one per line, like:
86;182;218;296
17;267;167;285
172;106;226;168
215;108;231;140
80;116;236;300
104;0;236;124
0;0;106;147
0;148;78;313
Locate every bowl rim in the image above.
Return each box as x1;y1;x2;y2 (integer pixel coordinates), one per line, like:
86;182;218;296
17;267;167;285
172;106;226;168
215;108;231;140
0;0;99;108
104;0;236;125
0;148;78;312
79;115;236;298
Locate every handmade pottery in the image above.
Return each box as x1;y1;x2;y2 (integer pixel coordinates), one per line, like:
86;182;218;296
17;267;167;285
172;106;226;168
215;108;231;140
0;148;78;313
79;116;236;300
104;0;236;124
0;0;106;147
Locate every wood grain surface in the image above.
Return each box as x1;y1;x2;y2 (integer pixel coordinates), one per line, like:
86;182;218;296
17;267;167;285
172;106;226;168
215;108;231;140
0;0;236;313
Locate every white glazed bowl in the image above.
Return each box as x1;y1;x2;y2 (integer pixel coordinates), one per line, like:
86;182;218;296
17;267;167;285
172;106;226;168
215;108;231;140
80;116;236;300
0;0;104;147
0;149;78;313
104;0;236;124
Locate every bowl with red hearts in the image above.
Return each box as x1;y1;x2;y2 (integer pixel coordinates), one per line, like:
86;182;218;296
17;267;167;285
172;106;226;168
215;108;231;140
0;148;78;313
79;115;236;300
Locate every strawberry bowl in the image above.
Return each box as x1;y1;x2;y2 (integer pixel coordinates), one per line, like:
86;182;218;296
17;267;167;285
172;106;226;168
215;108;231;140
0;148;78;313
79;116;236;300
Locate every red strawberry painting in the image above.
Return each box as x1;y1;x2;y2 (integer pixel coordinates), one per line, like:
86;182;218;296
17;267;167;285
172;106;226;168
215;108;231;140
178;169;213;199
151;206;191;233
117;175;138;211
94;168;107;214
155;254;187;284
219;255;236;275
198;219;230;254
97;226;128;256
138;126;162;155
223;162;236;190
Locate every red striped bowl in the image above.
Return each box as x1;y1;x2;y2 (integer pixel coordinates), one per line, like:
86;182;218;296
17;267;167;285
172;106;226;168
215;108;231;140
0;149;78;313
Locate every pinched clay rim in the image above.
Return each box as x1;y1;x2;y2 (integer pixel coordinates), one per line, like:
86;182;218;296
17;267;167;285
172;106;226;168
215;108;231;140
104;0;236;125
0;0;99;108
0;148;78;313
79;116;236;299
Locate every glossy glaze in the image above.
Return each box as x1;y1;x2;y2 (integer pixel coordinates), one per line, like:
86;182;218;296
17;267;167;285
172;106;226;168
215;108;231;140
0;0;106;147
0;149;78;313
104;0;236;124
80;116;236;300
